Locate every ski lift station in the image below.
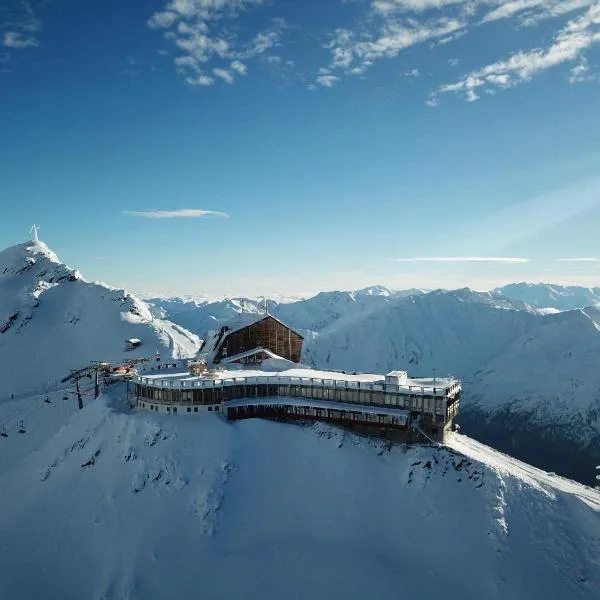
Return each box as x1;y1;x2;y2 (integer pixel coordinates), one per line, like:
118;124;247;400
133;312;461;443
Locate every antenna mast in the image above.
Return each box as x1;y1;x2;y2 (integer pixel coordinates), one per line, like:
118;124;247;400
30;224;40;242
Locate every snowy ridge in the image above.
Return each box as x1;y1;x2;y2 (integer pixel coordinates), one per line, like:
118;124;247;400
0;241;200;397
496;282;600;311
0;388;598;600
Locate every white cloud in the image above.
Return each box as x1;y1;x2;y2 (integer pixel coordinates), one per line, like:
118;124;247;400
317;74;341;87
148;11;179;29
124;209;229;219
3;31;38;49
148;0;285;86
432;4;600;103
213;67;234;83
314;0;599;101
230;59;247;74
404;68;420;77
185;73;215;85
481;0;596;25
373;0;471;13
557;257;599;262
394;257;531;263
569;56;595;82
2;2;42;51
317;4;466;86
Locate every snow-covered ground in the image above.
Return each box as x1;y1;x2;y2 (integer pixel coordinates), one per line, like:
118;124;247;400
0;388;598;600
0;241;200;397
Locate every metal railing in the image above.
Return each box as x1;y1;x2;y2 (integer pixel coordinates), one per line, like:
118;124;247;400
133;372;461;398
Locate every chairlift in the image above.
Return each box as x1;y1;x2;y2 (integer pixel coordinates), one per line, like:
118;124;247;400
63;395;69;400
18;421;25;434
44;396;51;404
0;427;7;438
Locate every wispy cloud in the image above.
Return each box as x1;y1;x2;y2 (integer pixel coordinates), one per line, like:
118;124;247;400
431;3;600;103
124;209;229;219
557;257;599;262
147;0;286;86
1;1;42;55
3;31;37;48
316;73;340;87
312;1;598;101
317;11;465;86
394;257;531;263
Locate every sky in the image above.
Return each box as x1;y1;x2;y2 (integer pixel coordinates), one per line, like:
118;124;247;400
1;0;600;297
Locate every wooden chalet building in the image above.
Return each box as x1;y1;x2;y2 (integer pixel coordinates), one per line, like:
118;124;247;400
200;313;303;365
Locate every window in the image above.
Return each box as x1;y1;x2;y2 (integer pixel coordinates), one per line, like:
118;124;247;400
215;406;220;412
187;407;191;412
167;407;170;412
194;407;198;413
208;406;213;412
173;407;177;413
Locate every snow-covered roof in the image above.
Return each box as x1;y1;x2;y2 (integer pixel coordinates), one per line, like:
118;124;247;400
136;365;460;395
221;312;269;334
386;371;407;378
126;338;141;344
220;347;288;364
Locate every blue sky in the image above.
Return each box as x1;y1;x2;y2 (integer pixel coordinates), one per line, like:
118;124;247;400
1;0;600;297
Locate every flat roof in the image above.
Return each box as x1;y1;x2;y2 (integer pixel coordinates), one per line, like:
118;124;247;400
138;365;459;394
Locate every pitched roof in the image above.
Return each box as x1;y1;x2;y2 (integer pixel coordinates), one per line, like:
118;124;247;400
220;312;303;339
220;347;288;364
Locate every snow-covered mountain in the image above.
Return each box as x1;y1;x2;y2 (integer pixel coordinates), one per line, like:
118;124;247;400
0;385;598;600
496;283;600;311
301;292;600;485
0;241;200;397
150;287;600;485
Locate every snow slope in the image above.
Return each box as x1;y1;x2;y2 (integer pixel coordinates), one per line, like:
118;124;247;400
496;283;600;311
0;241;200;397
0;388;598;600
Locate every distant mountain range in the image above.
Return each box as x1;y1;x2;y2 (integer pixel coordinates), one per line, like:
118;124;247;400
494;282;600;311
148;285;600;485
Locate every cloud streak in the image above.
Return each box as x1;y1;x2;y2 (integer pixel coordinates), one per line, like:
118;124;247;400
394;257;531;263
124;209;229;219
557;257;599;262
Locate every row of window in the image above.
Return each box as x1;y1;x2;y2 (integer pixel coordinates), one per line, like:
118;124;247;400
138;402;220;414
229;404;407;426
138;383;450;409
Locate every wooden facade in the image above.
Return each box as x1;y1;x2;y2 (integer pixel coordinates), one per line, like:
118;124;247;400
214;316;303;364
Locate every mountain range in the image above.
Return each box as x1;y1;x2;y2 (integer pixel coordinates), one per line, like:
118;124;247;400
0;239;599;599
148;287;600;486
1;239;599;485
